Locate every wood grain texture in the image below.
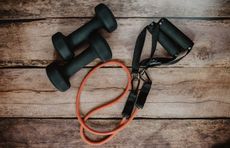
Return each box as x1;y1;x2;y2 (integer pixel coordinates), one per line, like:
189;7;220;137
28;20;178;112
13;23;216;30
0;67;229;118
0;1;229;147
0;0;230;19
0;119;229;148
0;19;229;67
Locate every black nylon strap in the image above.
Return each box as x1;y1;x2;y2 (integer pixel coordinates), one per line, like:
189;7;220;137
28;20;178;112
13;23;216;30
132;27;147;74
135;80;152;109
140;48;192;68
132;22;160;73
122;90;138;118
148;22;159;58
122;21;158;118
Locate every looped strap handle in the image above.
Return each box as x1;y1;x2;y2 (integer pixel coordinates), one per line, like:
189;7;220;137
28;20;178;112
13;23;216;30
122;18;194;118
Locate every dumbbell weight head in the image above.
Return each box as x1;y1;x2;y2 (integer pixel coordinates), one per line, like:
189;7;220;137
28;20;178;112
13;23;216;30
46;34;112;92
46;61;71;91
52;32;73;61
95;3;117;32
52;3;117;61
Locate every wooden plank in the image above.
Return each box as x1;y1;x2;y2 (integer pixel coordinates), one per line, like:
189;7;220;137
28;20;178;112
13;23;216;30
0;0;229;19
0;67;229;118
0;19;229;67
0;119;229;147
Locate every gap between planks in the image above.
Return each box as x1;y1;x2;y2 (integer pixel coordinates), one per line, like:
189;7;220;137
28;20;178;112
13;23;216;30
0;0;230;19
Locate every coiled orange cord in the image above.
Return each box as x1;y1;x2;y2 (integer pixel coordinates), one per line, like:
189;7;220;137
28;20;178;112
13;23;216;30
76;60;139;145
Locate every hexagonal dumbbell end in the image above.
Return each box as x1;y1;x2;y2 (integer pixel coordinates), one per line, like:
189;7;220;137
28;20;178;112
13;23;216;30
95;3;117;32
46;61;70;92
52;32;74;61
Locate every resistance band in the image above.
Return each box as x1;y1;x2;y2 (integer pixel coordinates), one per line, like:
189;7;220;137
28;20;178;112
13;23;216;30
76;60;139;145
76;18;194;145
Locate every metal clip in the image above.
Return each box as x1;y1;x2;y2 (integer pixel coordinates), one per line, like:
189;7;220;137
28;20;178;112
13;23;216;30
131;73;140;91
139;69;151;82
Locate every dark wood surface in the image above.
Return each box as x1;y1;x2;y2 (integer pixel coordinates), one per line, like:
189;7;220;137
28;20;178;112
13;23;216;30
0;0;230;147
0;19;229;67
1;68;229;118
0;119;229;147
0;0;229;19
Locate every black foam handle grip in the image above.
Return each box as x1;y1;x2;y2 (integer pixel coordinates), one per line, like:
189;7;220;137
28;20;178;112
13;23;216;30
159;18;194;50
158;31;182;57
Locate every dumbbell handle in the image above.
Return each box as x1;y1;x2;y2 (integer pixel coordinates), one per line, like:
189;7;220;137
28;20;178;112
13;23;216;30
63;47;97;77
66;18;102;49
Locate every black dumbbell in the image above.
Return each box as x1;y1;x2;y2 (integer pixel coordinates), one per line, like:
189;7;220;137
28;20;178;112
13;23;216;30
46;34;112;92
52;3;117;61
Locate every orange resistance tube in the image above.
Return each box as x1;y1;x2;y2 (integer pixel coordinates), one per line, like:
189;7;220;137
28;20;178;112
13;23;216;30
76;60;139;145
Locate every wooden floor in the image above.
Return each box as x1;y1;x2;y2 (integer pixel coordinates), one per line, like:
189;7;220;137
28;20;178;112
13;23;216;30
0;0;230;147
